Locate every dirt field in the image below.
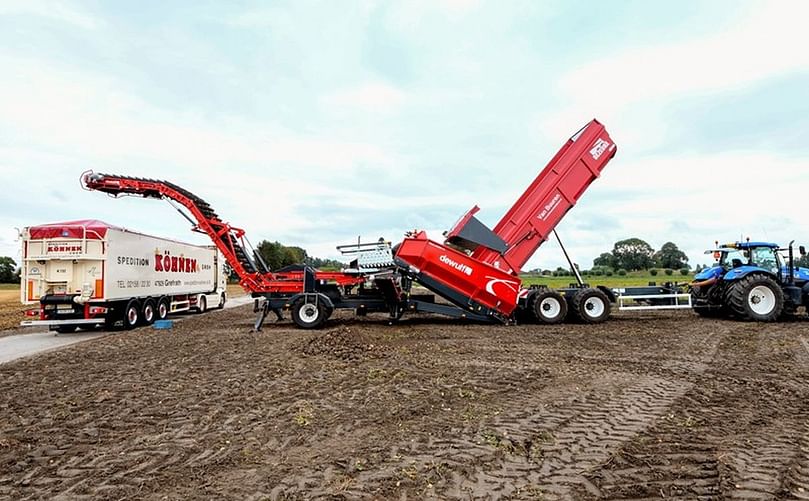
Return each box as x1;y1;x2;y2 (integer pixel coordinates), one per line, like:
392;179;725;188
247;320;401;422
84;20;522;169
0;289;25;332
1;306;809;500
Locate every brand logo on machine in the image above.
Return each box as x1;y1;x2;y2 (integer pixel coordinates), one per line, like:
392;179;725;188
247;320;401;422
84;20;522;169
484;276;519;296
589;138;610;160
439;254;473;276
46;244;82;254
538;193;562;221
154;250;198;273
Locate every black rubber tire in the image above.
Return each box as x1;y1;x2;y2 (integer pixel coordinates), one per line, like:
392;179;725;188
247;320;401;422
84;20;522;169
726;274;784;322
123;299;140;330
141;299;156;325
530;290;568;324
55;325;78;334
568;288;611;324
217;292;226;309
157;297;170;320
197;296;207;314
291;298;327;329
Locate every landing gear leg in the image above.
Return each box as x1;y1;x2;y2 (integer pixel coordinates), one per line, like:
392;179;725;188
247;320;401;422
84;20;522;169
253;301;270;332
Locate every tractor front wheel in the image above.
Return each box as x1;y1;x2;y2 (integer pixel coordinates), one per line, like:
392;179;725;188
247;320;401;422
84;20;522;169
726;274;783;322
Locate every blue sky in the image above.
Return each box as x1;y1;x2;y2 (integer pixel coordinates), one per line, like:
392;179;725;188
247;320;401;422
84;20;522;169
2;0;808;271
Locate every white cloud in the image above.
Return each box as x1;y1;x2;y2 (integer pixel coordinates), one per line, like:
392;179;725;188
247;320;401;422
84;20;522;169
0;0;99;29
322;81;407;112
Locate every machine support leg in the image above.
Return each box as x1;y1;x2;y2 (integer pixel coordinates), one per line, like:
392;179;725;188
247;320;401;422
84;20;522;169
253;301;270;332
554;230;584;287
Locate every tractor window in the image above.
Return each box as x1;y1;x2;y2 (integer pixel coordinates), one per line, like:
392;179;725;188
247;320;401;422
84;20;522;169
719;250;748;268
750;247;778;273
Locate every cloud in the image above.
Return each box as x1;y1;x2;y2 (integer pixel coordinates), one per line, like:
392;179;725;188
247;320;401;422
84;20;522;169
322;82;407;112
0;0;99;30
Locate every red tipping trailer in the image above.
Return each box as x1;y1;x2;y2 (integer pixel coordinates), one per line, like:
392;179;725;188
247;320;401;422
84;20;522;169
83;119;617;329
395;119;616;321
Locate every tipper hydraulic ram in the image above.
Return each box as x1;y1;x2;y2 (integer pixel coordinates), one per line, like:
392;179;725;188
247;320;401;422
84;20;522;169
83;118;617;329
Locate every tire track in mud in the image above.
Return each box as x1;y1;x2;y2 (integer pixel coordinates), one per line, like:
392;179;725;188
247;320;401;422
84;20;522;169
321;333;721;500
785;422;809;500
583;327;809;501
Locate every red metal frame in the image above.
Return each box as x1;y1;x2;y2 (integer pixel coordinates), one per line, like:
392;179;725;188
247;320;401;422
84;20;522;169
82;173;364;294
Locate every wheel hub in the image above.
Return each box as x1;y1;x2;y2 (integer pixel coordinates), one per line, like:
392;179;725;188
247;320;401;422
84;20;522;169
300;304;319;322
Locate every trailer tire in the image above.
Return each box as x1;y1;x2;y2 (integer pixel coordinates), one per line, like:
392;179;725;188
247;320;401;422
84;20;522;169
568;288;611;324
157;297;170;320
726;274;783;321
141;299;156;325
530;290;567;324
291;298;327;329
123;299;140;330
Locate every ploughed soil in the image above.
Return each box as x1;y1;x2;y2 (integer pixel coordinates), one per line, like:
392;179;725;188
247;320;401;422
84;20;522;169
2;306;809;500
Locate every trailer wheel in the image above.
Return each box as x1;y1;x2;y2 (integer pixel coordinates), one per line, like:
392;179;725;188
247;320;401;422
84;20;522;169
123;299;140;330
291;298;327;329
726;274;783;321
569;288;611;324
530;290;567;324
157;297;170;320
141;299;156;325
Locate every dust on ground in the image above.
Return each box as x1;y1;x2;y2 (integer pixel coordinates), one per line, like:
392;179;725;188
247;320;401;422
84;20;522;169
1;306;809;500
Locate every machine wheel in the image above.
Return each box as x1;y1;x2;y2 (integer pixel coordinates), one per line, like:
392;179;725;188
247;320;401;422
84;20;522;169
55;325;78;334
291;298;328;329
530;290;567;324
156;297;170;320
197;295;207;314
568;288;611;324
217;292;226;309
726;274;784;321
141;299;156;325
123;299;140;330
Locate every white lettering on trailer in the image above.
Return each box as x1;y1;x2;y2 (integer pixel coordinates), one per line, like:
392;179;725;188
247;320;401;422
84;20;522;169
484;276;519;296
538;193;562;221
590;138;610;160
439;254;474;276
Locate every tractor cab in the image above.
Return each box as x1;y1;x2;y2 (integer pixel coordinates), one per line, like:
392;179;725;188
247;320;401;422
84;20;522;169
704;242;781;275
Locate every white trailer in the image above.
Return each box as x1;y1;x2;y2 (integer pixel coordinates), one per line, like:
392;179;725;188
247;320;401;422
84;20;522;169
20;220;228;332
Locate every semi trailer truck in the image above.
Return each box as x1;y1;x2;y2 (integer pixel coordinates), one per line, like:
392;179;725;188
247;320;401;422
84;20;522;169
20;219;228;332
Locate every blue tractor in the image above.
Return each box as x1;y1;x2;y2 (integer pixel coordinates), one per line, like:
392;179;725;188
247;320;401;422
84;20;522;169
690;241;809;321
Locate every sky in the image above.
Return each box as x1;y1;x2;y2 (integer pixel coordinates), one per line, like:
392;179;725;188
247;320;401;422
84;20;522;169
2;0;809;271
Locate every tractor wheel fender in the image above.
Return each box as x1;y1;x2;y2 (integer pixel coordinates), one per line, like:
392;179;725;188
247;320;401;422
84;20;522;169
723;266;776;282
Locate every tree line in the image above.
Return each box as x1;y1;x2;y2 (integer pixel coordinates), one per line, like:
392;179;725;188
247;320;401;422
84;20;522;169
254;240;343;271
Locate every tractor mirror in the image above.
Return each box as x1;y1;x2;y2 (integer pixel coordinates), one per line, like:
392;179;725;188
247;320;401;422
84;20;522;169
800;245;806;256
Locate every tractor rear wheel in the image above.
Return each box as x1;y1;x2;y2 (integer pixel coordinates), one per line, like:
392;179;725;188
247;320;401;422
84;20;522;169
291;298;328;329
530;290;567;324
568;288;611;324
726;274;783;321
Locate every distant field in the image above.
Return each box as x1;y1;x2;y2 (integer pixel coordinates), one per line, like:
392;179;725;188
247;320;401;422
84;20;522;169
0;283;19;291
521;271;695;289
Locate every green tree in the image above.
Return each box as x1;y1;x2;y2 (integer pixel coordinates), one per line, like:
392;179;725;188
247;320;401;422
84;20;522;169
653;242;689;270
0;257;17;283
256;240;284;270
612;238;655;271
593;252;616;269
